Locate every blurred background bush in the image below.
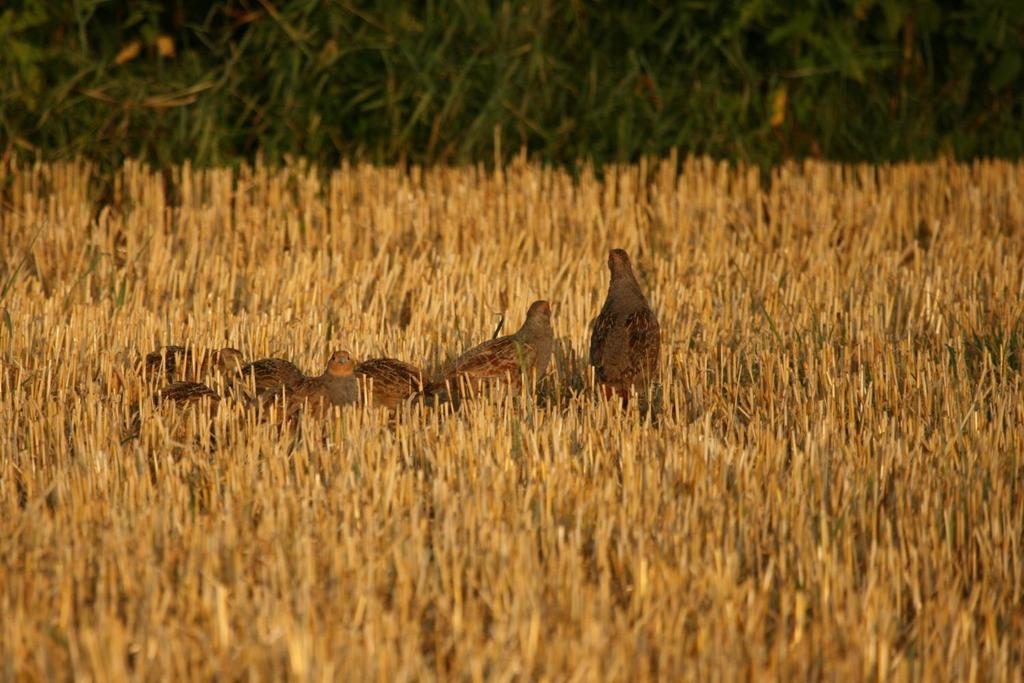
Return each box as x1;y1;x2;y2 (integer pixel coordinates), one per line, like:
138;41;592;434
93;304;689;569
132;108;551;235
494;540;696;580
1;0;1021;172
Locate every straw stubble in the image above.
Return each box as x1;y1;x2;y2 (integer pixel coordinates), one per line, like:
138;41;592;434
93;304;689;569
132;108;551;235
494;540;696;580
1;157;1022;680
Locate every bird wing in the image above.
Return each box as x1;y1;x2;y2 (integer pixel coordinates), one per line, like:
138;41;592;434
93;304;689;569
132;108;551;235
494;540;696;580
451;337;536;380
144;346;189;378
356;359;425;405
242;358;304;392
155;381;219;405
589;308;614;373
260;375;332;421
356;358;424;388
626;308;661;382
424;338;536;405
590;308;660;385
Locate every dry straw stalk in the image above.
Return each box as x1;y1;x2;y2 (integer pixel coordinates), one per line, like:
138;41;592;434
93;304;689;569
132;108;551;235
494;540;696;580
1;157;1022;680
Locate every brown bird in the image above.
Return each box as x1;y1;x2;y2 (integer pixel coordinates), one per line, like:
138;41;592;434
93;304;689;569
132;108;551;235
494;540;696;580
425;300;554;406
142;346;244;381
124;380;223;440
237;357;306;396
589;249;661;402
154;381;220;407
262;350;359;420
355;357;425;410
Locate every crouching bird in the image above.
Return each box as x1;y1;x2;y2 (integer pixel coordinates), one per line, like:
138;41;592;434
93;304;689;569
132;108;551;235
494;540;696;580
424;300;553;408
355;357;426;411
261;350;359;421
236;356;306;400
141;346;244;382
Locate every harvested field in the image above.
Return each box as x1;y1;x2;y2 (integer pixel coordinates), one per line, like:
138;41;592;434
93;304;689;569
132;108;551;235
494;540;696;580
1;157;1023;680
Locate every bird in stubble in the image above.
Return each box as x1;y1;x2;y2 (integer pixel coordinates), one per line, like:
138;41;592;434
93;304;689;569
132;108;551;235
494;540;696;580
589;249;661;403
154;381;221;408
425;300;554;407
141;345;244;382
125;348;244;438
355;357;426;411
261;350;359;420
123;379;223;446
149;348;246;411
236;357;306;397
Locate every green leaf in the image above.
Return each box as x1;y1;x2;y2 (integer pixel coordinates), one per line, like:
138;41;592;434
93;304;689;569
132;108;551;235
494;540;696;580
766;13;815;46
990;50;1022;92
114;277;128;309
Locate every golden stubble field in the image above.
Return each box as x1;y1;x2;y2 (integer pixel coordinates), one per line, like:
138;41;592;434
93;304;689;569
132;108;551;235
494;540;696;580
1;156;1022;681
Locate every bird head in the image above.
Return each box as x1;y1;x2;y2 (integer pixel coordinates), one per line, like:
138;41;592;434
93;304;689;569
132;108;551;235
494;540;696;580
217;347;245;373
608;249;633;276
527;300;551;321
326;350;356;377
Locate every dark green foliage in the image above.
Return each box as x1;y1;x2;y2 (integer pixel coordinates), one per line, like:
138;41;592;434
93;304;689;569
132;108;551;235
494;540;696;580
1;1;1021;170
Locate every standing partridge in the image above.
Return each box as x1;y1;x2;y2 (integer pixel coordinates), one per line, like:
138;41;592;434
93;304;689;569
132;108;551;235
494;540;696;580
589;249;660;402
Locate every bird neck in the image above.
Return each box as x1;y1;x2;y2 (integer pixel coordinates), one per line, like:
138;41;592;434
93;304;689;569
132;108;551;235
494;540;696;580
610;271;646;303
515;318;549;343
323;373;358;404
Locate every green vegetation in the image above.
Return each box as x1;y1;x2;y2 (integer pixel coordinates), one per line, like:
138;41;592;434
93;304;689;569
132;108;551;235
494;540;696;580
1;1;1022;170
